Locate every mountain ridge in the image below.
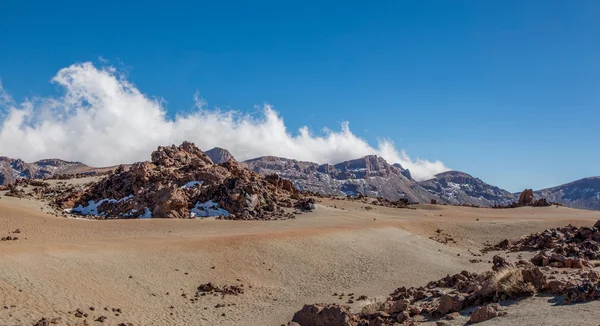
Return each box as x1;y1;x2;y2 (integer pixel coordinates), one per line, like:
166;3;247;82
533;176;600;210
2;146;598;210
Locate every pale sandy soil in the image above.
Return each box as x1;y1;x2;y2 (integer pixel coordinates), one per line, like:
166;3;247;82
0;193;599;325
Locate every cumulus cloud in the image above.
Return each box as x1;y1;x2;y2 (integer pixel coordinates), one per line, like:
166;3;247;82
0;63;449;180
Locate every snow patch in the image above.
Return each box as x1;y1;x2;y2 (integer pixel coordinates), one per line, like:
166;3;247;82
181;181;203;189
141;208;152;218
190;200;230;218
71;195;134;216
347;168;367;172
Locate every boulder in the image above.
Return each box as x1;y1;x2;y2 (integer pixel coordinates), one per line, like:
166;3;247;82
468;303;506;324
396;311;410;323
564;281;600;304
546;279;568;294
518;189;534;206
438;294;465;315
390;299;410;313
291;304;353;326
521;267;546;290
295;198;316;212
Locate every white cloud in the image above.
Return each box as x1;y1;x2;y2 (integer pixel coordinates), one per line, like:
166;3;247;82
0;63;449;180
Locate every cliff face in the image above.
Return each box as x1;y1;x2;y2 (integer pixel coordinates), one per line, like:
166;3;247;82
244;154;436;203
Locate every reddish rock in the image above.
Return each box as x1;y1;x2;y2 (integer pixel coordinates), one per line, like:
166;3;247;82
390;299;410;313
291;304;353;326
518;189;534;206
564;281;600;304
468;303;506;324
438;294;465;315
64;142;305;220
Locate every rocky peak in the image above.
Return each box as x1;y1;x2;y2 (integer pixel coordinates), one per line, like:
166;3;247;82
151;141;214;168
434;171;480;186
333;155;407;180
34;158;82;167
393;163;412;180
244;154;431;202
205;147;236;164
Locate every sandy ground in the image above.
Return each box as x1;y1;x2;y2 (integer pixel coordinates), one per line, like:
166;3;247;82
0;193;599;325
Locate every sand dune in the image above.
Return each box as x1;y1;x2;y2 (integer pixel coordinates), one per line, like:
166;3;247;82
0;193;599;325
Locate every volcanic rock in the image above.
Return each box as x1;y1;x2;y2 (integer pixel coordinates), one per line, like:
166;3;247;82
518;189;534;205
438;294;465;314
468;303;506;324
64;142;304;220
291;303;353;326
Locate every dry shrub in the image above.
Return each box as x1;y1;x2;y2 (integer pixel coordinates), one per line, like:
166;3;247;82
492;267;536;298
359;300;390;317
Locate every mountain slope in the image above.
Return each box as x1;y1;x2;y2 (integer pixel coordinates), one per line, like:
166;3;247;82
534;177;600;210
417;171;516;206
244;154;436;203
0;157;94;186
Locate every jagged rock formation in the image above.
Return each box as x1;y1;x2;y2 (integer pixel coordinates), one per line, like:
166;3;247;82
64;142;304;220
205;147;237;164
418;171;516;207
519;189;534;205
0;157;111;186
10;146;596;210
534;177;600;210
493;189;552;208
244;155;436;203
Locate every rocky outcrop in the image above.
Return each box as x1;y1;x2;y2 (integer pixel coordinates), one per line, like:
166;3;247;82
290;267;531;326
487;222;600;262
291;304;353;326
518;189;534;205
493;189;552;208
64;142;308;220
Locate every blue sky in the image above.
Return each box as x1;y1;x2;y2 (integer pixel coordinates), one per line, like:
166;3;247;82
0;0;598;192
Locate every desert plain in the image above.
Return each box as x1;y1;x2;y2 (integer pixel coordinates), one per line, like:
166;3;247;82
1;181;600;326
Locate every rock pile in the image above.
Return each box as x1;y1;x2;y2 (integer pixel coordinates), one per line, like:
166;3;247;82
290;220;600;326
291;267;538;325
486;221;600;262
61;142;310;220
291;304;354;326
294;198;316;211
196;282;244;296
